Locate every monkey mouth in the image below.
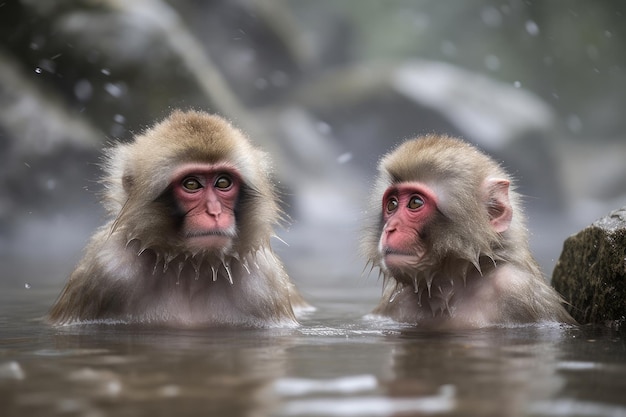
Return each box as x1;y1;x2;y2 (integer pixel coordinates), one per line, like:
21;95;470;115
382;248;422;270
185;228;236;249
186;229;235;239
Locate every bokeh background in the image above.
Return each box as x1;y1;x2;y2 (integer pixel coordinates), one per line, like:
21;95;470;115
1;0;625;296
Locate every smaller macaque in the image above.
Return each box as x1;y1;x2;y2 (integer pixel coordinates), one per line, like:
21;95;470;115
362;135;575;329
48;110;310;327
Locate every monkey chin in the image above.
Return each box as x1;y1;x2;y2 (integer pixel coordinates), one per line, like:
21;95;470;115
185;229;236;253
381;250;422;274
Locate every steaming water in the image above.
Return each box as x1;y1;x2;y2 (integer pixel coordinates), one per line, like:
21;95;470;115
1;285;626;417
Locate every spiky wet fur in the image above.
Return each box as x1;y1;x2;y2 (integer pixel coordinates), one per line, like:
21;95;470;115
362;135;575;328
48;110;309;327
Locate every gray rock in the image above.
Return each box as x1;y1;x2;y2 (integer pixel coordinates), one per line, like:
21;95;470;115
552;207;626;326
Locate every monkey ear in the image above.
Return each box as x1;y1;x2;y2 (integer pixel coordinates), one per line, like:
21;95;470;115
484;178;513;233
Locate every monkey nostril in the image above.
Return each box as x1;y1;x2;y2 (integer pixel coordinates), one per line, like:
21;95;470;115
385;219;399;230
385;225;396;234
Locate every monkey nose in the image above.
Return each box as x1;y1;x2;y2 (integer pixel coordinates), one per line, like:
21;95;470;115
206;201;222;218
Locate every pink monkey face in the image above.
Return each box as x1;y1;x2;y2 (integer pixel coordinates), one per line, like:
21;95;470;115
172;163;241;250
379;182;438;271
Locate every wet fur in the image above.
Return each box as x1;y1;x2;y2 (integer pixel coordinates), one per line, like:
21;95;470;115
362;135;575;328
48;110;309;327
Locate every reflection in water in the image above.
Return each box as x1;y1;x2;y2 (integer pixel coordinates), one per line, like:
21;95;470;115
1;288;625;417
8;326;293;416
388;326;566;416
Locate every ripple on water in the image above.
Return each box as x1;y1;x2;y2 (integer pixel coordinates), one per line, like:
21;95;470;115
275;379;456;416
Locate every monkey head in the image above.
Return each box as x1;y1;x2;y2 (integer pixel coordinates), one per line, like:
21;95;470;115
102;110;280;258
363;135;521;285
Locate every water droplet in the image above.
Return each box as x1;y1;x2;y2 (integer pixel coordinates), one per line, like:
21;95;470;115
525;20;540;36
24;283;31;289
104;82;126;98
34;67;42;74
113;114;126;124
74;79;93;101
46;178;56;191
224;263;233;285
101;68;111;76
337;153;352;164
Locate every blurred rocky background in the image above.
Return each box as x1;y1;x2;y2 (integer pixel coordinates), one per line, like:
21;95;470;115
1;0;625;295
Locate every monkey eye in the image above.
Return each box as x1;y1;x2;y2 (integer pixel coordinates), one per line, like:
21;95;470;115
408;195;425;210
386;197;399;213
214;175;232;190
182;177;203;191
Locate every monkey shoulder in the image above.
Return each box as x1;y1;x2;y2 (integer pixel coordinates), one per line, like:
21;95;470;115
379;264;570;327
483;264;573;324
47;228;148;324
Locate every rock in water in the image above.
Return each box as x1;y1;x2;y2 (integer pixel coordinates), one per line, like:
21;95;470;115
552;207;626;326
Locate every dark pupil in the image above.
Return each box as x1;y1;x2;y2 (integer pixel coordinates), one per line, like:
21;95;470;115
183;178;201;190
386;198;398;212
215;176;231;189
409;196;424;209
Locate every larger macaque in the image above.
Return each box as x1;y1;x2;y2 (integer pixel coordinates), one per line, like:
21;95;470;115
49;110;310;327
362;135;575;328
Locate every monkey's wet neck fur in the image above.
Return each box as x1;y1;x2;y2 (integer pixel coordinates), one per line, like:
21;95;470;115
376;255;507;324
49;233;299;328
126;239;247;285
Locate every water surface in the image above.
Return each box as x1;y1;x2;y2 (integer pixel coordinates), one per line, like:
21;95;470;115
1;286;625;417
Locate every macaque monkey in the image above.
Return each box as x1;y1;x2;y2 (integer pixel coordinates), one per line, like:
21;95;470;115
362;135;575;328
49;110;310;327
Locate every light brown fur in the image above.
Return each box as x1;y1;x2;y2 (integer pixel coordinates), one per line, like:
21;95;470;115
48;110;310;327
363;135;575;328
